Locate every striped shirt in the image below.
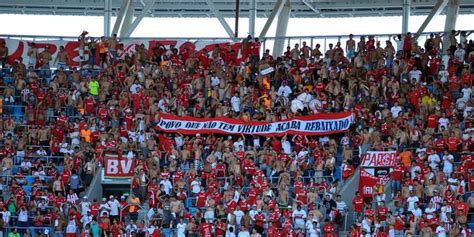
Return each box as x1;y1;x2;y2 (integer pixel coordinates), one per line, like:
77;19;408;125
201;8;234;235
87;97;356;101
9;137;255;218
430;195;443;210
336;201;348;215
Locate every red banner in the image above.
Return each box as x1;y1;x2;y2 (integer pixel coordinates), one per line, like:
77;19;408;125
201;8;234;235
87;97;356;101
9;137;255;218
359;168;381;197
1;38;257;67
103;153;135;178
154;112;353;136
358;151;396;198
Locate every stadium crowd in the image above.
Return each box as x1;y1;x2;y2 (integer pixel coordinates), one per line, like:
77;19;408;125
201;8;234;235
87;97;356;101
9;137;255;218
0;29;473;237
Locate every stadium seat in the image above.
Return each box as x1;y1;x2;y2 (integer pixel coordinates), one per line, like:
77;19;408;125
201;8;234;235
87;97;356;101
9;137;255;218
26;176;35;185
189;207;197;216
186;198;193;208
162;228;171;237
23;186;32;197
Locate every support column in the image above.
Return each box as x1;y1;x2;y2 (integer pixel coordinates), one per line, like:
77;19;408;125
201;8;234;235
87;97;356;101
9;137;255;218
112;0;132;36
402;0;410;34
104;0;112;37
206;0;236;40
249;0;257;38
259;0;284;38
273;0;290;57
123;0;156;37
443;0;460;52
120;3;134;37
414;0;448;39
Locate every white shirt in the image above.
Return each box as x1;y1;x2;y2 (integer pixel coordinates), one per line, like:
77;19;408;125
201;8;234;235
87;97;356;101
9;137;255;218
176;222;187;237
130;83;142;94
18;210;28;222
296;92;313;104
253;137;260;148
174;136;184;148
292;209;307;226
191;180;201;194
442;54;450;69
67;193;78;204
443;155;454;173
158;98;170;112
390;106;402;118
409;70;422;82
407;196;419;211
160;179;173;195
454;48;466;62
237;230;250;237
233;210;245;225
107;199;121;216
66;220;77;233
231;96;241;112
438;117;449;130
410;165;421;178
147;208;156;220
305;221;320;237
394;37;403;51
233;140;244;152
1;210;10;224
248;209;258;220
282;139;292;154
461;87;472;101
435;226;447;237
277;85;292;98
125;224;138;233
411;207;422;218
439;70;449;83
425;206;436;219
211;76;220;87
81;201;91;216
80;214;93;227
204;209;215;221
226;231;237;237
336;201;348;214
428;154;440;170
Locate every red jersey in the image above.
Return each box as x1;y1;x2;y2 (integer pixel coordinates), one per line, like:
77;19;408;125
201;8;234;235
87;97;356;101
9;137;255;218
377;206;389;221
195;191;207;208
352;196;364;213
199;223;212;237
447;137;460;151
323;223;337;237
455;202;468;216
427;114;438;129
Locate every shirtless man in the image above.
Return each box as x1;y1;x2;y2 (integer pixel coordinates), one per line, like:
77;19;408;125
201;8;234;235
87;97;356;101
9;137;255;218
346;34;356;60
170;196;183;221
0;40;8;67
27;43;38;67
78;36;86;67
467;191;474;221
108;34;119;62
38;46;53;81
311;44;322;60
1;155;13;176
54;46;70;70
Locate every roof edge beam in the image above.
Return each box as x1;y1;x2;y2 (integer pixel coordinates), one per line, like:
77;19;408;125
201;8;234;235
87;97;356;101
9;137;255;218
302;0;320;14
